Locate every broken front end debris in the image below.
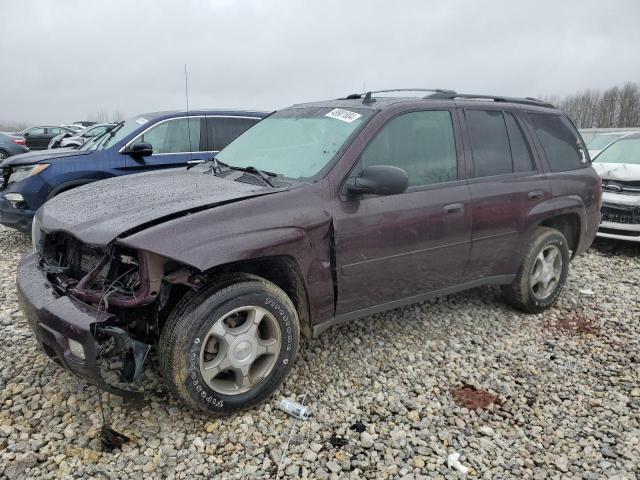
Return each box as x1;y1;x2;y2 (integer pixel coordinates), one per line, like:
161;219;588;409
18;231;201;397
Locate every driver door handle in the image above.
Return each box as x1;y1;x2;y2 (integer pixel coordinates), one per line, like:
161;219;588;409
186;159;206;165
443;203;464;215
528;190;544;201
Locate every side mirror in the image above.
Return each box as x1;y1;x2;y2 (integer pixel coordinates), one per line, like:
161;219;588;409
125;142;153;157
346;165;409;198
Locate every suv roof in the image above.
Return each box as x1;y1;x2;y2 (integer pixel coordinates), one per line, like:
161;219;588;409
293;88;558;112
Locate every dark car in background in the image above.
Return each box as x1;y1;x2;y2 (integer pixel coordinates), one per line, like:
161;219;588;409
0;132;29;160
16;90;600;415
0;109;267;233
18;126;76;150
48;123;117;149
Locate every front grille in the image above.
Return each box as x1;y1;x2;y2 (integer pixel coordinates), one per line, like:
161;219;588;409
602;180;640;195
601;205;640;224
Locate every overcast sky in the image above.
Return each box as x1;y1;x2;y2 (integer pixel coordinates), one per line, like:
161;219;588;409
2;0;639;125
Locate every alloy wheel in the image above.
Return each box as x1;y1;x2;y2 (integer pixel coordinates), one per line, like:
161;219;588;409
198;306;281;395
530;244;562;299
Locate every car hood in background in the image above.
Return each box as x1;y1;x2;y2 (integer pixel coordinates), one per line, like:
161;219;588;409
0;148;92;168
593;162;640;182
38;168;279;246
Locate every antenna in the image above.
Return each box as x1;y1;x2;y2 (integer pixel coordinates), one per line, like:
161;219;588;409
184;64;192;155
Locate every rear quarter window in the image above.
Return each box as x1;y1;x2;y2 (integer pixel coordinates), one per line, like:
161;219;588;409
528;113;587;172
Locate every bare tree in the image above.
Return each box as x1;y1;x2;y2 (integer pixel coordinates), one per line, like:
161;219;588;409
550;83;640;128
85;109;126;123
109;109;126;122
617;82;640;128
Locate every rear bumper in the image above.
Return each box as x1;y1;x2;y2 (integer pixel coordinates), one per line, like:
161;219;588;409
17;253;145;397
0;195;34;233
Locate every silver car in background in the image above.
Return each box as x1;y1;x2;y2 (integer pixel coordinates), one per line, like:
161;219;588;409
592;132;640;242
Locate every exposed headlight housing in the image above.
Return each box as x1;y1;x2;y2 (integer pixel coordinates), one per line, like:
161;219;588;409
31;215;43;253
67;338;85;360
8;163;50;184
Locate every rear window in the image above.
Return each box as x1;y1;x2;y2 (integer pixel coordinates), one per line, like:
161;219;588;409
529;114;587;171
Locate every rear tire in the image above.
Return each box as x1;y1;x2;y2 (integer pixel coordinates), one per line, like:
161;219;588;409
502;227;570;313
159;273;299;415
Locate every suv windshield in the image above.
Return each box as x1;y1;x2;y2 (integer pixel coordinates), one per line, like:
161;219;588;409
83;117;148;151
215;107;374;179
593;136;640;165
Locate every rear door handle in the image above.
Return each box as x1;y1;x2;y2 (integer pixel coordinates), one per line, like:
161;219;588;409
443;203;464;214
528;190;544;201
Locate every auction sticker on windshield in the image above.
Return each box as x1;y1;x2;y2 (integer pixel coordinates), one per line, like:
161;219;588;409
325;108;362;123
136;117;148;125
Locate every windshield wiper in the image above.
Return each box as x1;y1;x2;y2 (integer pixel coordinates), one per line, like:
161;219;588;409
211;158;277;187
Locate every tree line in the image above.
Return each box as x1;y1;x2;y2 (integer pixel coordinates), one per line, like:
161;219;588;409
544;82;640;129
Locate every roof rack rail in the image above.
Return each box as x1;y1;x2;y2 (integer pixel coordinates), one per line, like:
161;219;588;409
425;92;555;108
342;89;554;108
344;88;457;103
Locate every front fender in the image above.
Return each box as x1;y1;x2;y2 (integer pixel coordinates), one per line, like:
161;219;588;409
120;226;309;272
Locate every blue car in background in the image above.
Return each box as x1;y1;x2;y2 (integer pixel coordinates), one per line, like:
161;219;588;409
0;132;29;160
0;109;267;233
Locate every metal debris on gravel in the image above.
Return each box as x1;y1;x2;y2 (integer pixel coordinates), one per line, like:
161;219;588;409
0;226;638;479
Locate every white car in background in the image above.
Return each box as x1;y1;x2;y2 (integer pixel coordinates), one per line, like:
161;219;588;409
592;132;640;242
587;131;633;158
62;124;85;133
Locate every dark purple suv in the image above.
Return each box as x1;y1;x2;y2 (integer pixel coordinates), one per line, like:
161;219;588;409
17;90;601;415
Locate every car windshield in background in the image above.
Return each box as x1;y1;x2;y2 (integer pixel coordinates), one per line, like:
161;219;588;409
588;133;626;150
215;107;375;179
84;117;145;151
594;137;640;165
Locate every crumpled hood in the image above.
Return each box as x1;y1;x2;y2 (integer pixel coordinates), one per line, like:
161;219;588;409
0;148;91;168
592;162;640;181
38;168;277;246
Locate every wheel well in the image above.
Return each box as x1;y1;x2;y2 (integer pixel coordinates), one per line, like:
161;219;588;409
205;256;312;338
541;214;581;253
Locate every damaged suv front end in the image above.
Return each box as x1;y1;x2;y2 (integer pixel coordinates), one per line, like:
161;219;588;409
19;227;168;396
17;164;284;396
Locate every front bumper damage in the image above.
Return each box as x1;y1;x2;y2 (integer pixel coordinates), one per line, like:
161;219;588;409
17;253;151;397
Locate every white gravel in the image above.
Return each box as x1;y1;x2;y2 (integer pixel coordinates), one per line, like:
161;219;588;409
0;225;638;479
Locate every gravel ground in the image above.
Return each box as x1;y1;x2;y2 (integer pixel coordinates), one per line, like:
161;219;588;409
0;224;638;479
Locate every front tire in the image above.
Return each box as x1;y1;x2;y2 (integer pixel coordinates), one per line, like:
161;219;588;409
502;227;570;313
159;273;299;415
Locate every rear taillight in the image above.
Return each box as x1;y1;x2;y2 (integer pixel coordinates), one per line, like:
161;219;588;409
11;138;26;146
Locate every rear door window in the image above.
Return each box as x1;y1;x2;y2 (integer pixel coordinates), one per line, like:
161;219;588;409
359;110;458;187
208;117;260;151
135;117;202;154
528;113;587;171
466;110;512;177
466;110;535;177
504;112;534;172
